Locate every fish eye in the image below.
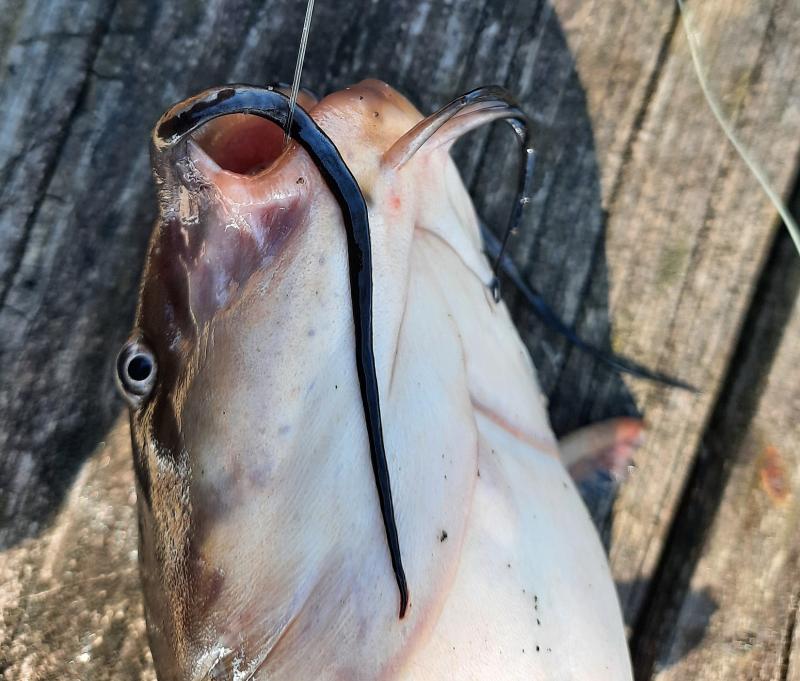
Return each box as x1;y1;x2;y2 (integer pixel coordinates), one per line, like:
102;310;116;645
116;340;157;407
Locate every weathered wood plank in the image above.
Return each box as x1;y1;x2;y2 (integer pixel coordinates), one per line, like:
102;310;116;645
559;0;800;630
640;224;800;680
468;0;677;401
0;0;115;303
0;0;797;678
551;1;677;203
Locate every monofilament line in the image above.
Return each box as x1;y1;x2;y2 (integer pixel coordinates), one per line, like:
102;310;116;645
284;0;316;148
677;0;800;256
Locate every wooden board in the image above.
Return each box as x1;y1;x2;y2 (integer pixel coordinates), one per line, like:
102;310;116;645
0;0;798;678
642;226;800;679
577;0;800;634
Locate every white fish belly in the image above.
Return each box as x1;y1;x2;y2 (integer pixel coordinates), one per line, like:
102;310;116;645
402;413;633;681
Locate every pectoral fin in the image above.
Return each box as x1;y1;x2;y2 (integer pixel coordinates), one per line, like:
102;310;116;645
559;417;645;483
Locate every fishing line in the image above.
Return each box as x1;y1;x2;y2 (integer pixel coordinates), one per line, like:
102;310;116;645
284;0;316;148
678;0;800;255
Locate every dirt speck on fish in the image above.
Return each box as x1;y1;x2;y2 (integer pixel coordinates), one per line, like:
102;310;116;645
116;80;633;680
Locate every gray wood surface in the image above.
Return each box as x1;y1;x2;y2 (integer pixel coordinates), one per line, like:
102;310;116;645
0;0;798;679
644;218;800;681
597;0;800;639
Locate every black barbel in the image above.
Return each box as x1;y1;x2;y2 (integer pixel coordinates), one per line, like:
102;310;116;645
417;86;694;391
152;84;409;618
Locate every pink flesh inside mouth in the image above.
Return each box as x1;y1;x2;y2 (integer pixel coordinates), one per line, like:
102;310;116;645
191;113;288;176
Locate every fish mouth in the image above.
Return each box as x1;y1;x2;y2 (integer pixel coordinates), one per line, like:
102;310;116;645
190;113;288;177
186;81;319;177
140;91;324;344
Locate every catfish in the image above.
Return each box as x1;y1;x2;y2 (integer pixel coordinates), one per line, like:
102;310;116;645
116;80;638;680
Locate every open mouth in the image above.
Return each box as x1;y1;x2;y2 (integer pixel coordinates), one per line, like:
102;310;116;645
191;114;287;176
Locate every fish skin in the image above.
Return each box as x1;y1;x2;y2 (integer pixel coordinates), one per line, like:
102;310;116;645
121;80;632;680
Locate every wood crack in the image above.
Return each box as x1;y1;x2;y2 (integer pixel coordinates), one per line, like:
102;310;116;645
606;4;680;213
780;585;800;681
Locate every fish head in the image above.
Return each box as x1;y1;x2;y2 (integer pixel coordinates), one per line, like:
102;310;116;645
116;80;529;680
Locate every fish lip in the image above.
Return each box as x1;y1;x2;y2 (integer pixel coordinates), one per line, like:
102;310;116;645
148;85;293;214
152;86;241;153
150;90;313;224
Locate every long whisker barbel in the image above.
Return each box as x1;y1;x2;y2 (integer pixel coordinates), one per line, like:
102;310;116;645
384;85;536;303
153;84;409;618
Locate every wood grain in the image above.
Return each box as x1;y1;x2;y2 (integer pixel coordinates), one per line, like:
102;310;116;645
640;225;800;680
573;0;800;630
0;0;798;678
0;0;114;305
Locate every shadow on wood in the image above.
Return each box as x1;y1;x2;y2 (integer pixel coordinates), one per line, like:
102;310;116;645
0;0;636;549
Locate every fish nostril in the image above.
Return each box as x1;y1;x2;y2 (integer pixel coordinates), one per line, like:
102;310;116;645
192;113;287;176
